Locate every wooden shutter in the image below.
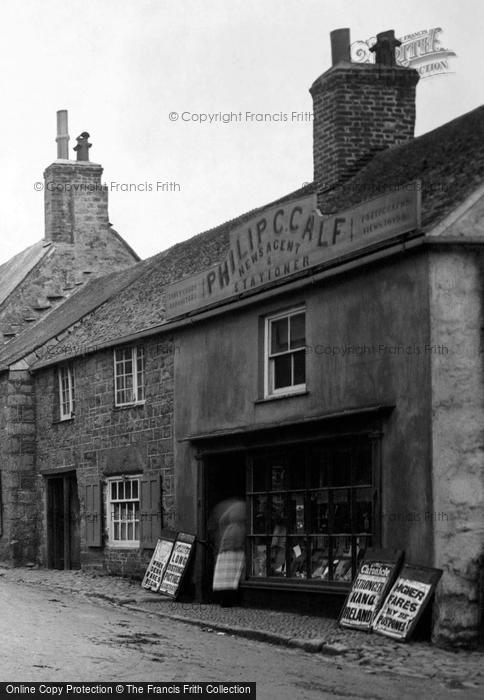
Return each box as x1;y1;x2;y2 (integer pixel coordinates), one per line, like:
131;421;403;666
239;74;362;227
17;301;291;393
0;472;3;537
140;474;162;549
85;481;102;547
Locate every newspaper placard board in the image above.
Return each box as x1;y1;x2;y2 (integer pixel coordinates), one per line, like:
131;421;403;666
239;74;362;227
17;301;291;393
165;183;421;319
372;565;442;641
159;532;196;599
339;549;403;631
141;531;176;592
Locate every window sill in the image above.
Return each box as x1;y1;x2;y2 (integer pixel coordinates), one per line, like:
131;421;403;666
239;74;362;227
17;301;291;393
106;543;140;550
241;577;350;594
113;401;146;411
52;417;75;425
255;390;309;405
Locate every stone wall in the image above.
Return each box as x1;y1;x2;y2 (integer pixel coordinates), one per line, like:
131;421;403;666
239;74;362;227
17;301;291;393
0;367;38;564
33;336;175;578
429;247;484;648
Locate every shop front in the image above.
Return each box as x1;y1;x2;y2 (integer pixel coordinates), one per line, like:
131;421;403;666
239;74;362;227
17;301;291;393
185;407;393;609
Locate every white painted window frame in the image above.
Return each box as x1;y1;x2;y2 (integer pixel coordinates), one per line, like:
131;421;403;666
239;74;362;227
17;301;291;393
264;307;306;398
113;346;146;407
58;365;75;420
105;475;141;549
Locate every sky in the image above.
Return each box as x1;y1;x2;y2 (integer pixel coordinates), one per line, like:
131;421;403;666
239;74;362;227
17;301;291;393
0;0;483;265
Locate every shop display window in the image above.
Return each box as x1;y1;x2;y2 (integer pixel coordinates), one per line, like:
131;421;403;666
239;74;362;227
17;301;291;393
247;439;374;585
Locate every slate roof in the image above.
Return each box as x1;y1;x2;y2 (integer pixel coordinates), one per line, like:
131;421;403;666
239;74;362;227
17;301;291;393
0;240;52;306
0;259;152;369
4;105;484;371
0;184;314;370
321;105;484;227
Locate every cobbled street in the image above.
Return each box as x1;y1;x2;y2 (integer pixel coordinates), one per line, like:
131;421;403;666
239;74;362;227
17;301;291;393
0;571;482;700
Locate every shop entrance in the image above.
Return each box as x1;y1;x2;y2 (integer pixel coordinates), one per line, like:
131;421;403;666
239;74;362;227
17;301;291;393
46;472;81;570
201;452;246;598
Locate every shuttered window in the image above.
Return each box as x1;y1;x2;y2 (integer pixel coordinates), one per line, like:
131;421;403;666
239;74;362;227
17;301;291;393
140;474;162;549
85;474;162;549
85;481;102;547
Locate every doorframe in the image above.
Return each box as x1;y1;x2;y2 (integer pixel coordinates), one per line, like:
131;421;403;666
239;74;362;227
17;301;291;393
44;470;78;570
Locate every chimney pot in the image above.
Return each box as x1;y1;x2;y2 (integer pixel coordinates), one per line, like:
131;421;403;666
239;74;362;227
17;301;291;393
330;28;351;65
55;110;69;159
369;29;401;67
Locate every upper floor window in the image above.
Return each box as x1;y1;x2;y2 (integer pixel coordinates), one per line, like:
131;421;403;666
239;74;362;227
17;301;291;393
114;346;145;406
265;308;306;397
58;365;75;420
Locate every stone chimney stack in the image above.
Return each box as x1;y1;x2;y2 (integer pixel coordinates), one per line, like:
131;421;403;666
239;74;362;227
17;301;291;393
44;112;108;245
310;28;419;200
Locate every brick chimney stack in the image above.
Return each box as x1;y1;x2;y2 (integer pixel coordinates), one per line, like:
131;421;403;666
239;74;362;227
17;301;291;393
310;28;419;201
44;111;109;245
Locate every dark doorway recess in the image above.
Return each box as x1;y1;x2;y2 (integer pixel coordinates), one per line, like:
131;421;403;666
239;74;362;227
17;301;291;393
46;472;81;570
200;452;246;599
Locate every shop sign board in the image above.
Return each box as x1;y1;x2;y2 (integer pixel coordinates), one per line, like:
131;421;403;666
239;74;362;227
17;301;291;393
372;565;442;641
339;550;402;630
159;532;196;599
165;184;421;319
141;533;176;592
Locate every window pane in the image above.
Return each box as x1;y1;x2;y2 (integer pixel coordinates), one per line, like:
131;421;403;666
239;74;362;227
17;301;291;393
125;481;131;499
288;536;307;579
332;535;353;582
332;449;352;487
355;488;372;533
273;355;291;389
118;482;125;500
309;536;329;579
292;350;306;385
111;482;117;500
252;495;267;534
288;493;305;534
132;480;139;499
290;313;305;349
333;490;351;532
270;463;286;490
354;443;372;485
127;522;133;540
251;538;267;577
114;522;119;540
310;491;329;533
251;458;267;492
288;455;305;489
270;318;288;354
309;449;330;488
270;494;286;530
269;526;286;576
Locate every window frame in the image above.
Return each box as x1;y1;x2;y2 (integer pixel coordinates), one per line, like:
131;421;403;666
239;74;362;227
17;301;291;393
113;346;146;407
58;364;75;421
105;475;141;549
246;438;376;588
264;307;306;398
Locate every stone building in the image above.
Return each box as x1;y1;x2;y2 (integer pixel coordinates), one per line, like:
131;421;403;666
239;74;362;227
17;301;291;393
0;113;140;564
0;30;482;648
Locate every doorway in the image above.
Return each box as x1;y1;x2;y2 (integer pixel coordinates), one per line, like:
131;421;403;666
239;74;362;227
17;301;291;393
46;472;81;570
200;451;246;598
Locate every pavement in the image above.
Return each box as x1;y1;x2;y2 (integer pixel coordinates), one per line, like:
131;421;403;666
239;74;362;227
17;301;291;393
1;565;482;691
